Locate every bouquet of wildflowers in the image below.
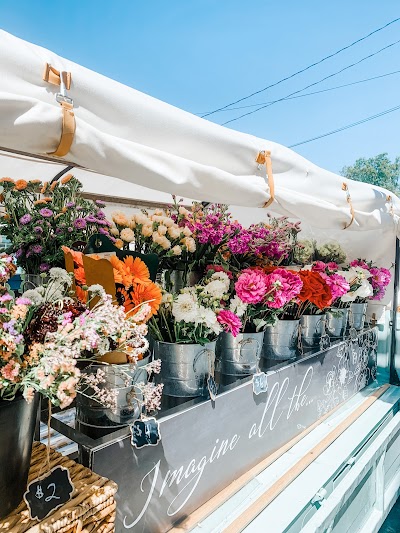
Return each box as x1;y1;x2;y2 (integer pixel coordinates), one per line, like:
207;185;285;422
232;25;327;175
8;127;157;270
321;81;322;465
228;267;303;331
0;176;112;274
337;259;391;304
227;216;301;269
148;270;241;344
0;253;17;288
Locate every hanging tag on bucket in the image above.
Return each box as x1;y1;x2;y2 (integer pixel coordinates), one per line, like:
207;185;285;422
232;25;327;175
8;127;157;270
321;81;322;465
24;466;74;521
131;417;161;449
207;350;218;401
253;371;268;395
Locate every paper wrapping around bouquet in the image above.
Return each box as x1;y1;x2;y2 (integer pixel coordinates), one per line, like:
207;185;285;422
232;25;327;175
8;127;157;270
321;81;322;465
63;233;159;307
0;442;118;532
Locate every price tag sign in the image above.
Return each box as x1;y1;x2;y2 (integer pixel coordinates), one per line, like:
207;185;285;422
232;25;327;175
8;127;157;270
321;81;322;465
24;466;74;521
252;371;268;396
131;417;161;449
207;375;218;401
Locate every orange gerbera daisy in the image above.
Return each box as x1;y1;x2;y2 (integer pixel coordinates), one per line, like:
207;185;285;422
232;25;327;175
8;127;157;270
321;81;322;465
131;281;162;318
123;256;150;285
116;286;136;313
109;256;131;287
14;179;28;191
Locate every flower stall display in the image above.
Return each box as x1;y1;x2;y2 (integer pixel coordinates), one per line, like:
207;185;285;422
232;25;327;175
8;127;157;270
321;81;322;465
216;266;303;378
0;176;112;280
148;271;239;398
0;264;162;518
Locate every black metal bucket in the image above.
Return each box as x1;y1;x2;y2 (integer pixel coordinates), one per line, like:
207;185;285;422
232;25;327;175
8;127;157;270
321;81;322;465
0;393;39;519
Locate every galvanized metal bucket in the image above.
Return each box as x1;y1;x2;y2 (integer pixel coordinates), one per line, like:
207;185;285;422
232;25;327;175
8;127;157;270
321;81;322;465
349;302;367;331
262;319;300;361
154;340;216;397
300;314;326;350
326;308;349;338
216;331;264;376
76;364;146;439
162;269;202;293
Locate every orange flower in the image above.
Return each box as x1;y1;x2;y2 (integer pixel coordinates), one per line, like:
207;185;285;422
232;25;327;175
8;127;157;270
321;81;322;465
76;285;88;304
114;239;124;249
75;266;86;285
14;179;28;190
41;182;49;194
61;174;73;184
123;256;150;285
43;197;52;202
116;286;136;313
131;282;162;318
0;195;4;203
109;256;132;287
0;177;14;183
29;179;42;184
34;199;49;206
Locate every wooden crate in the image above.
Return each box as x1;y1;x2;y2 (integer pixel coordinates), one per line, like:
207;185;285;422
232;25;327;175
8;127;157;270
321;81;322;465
0;442;118;532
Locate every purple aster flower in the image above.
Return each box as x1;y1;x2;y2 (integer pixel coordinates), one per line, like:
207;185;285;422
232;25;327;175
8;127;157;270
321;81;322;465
95;200;106;207
96;210;106;219
108;236;116;243
98;227;109;235
14;248;24;259
34;226;43;234
0;294;12;303
76;206;83;211
39;208;53;218
19;214;32;225
67;227;74;233
39;263;50;272
31;244;43;254
55;227;63;234
85;215;97;223
74;218;87;229
66;202;75;208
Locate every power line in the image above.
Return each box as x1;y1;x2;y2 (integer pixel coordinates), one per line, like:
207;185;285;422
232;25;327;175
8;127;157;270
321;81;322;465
221;38;400;126
196;69;400;114
288;103;400;148
201;16;400;118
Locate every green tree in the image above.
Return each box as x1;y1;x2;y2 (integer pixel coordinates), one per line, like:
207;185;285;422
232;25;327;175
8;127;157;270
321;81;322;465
341;153;400;195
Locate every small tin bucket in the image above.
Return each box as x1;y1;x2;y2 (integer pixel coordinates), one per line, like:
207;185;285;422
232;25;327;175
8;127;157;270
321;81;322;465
216;331;264;377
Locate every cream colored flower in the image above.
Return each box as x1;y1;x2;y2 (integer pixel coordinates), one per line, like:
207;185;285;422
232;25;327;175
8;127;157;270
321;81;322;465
112;211;129;227
120;228;135;243
153;231;163;245
179;206;190;216
157;225;168;236
159;237;171;250
182;237;196;253
152;215;164;223
154;209;164;216
172;245;182;256
135;213;149;225
110;226;119;237
182;226;192;237
142;225;153;237
162;217;174;227
168;226;181;239
129;217;136;229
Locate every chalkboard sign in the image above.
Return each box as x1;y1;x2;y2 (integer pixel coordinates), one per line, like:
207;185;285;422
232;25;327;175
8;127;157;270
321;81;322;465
131;418;161;449
252;371;268;395
24;466;74;521
207;375;218;401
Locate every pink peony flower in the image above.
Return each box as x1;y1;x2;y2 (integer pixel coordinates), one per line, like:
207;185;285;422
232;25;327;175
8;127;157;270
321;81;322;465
327;262;339;271
312;261;327;273
217;309;242;337
264;268;303;309
235;270;269;304
320;273;350;303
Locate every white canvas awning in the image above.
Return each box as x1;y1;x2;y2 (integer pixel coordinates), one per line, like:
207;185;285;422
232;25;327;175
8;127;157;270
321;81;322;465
1;29;399;234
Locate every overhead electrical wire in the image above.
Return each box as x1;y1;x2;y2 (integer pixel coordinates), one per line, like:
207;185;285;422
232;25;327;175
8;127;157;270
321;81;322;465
196;69;400;114
288;103;400;148
201;16;400;118
221;38;400;126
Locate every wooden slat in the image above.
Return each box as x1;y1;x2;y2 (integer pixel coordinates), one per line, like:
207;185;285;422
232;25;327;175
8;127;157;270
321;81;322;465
169;385;384;532
223;384;390;533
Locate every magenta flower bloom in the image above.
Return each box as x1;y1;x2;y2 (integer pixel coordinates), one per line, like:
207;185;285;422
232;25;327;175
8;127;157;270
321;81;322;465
34;226;43;234
15;297;31;305
327;262;339;271
350;259;369;269
0;294;12;303
66;201;75;208
217;310;242;337
264;268;303;309
74;218;87;229
98;227;109;235
19;214;32;225
312;261;327;273
85;215;97;223
39;208;53;218
39;263;50;272
320;273;350;303
235;270;269;304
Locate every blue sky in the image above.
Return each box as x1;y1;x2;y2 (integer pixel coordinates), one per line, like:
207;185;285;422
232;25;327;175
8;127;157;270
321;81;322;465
1;0;399;174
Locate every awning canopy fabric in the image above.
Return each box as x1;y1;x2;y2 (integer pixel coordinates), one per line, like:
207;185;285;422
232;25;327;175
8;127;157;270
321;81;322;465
0;29;399;234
